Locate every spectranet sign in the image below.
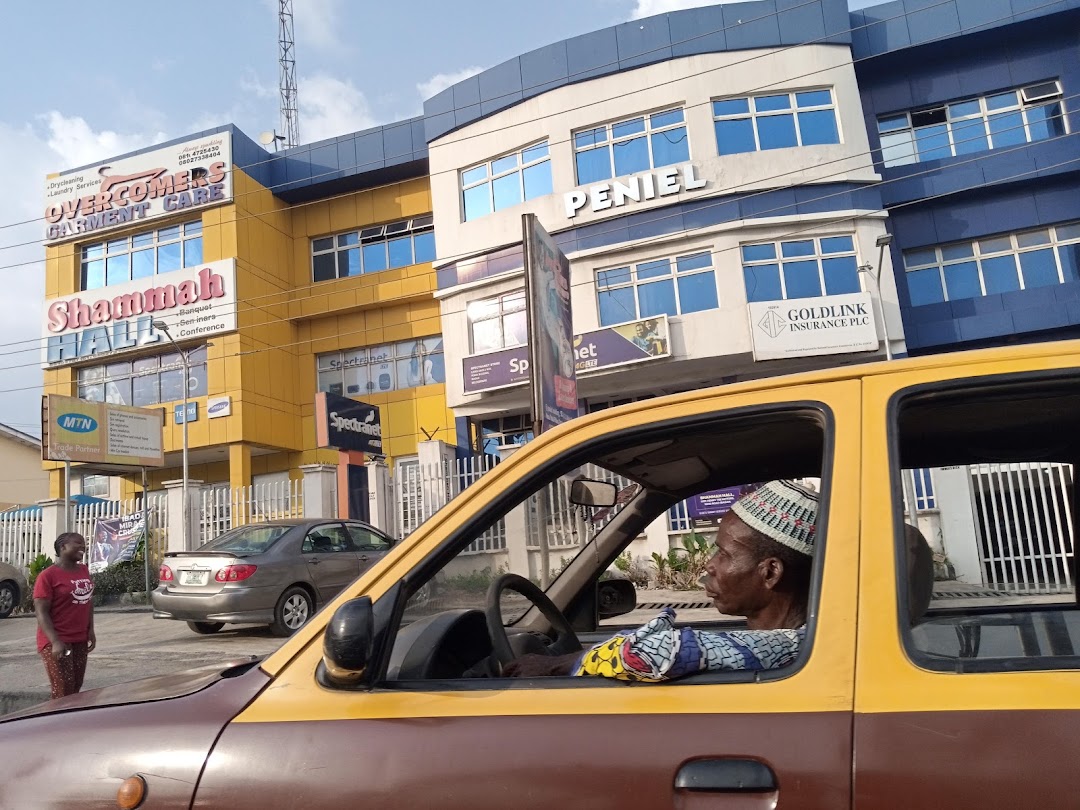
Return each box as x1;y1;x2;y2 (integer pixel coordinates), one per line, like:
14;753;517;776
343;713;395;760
42;394;165;467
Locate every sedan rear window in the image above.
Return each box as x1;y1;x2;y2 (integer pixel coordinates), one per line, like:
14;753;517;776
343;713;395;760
202;525;292;554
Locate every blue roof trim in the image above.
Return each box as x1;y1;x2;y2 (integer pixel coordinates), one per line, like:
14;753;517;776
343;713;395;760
423;0;851;144
436;181;880;289
851;0;1077;60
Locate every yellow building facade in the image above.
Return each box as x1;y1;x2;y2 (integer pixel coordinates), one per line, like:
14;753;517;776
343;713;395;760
41;125;457;515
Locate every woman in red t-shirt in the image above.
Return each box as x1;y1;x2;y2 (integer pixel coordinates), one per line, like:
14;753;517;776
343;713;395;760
34;532;96;698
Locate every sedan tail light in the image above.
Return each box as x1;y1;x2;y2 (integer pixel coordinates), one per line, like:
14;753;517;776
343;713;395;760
215;564;258;582
159;564;174;582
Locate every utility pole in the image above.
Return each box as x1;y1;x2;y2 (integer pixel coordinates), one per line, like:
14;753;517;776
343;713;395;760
279;0;300;148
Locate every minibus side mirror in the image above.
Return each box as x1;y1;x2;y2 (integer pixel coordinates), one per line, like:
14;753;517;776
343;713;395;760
322;597;374;686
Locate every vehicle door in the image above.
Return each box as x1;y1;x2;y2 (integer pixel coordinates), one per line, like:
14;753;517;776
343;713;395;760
344;523;394;576
855;353;1080;809
301;523;360;602
195;381;861;809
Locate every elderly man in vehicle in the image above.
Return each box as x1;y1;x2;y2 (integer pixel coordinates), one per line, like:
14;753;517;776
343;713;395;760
507;479;817;681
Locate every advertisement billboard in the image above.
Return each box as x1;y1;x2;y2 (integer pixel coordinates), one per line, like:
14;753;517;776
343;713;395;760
522;214;577;432
463;315;670;395
42;259;238;367
314;392;383;455
42;394;164;467
43;133;232;244
748;292;878;361
89;514;145;574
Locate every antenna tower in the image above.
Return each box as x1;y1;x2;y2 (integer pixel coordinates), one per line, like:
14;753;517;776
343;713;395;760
278;0;300;148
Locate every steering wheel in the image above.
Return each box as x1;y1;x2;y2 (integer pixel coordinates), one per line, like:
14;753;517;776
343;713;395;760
485;573;582;668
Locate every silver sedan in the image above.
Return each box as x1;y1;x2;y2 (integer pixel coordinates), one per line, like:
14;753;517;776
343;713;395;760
151;519;395;636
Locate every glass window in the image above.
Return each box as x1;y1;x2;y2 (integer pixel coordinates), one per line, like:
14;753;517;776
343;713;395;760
741;235;860;302
317;337;445;395
79;219;202;291
468;292;530;352
573;110;689;185
713;88;839;156
79;346;208;408
311;216;435;281
595;251;718;327
877;81;1067;168
904;221;1080;304
462;142;552;222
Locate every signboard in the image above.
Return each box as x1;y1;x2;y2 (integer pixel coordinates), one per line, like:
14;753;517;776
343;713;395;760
42;394;165;467
207;395;231;418
463;315;670;395
564;163;706;218
748;292;878;361
522;214;577;432
42;259;238;367
173;402;198;424
685;483;762;527
314;392;383;455
89;515;145;574
43;133;232;243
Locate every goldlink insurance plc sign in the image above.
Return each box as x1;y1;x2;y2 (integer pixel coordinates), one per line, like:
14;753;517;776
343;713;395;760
43;134;232;243
748;292;878;361
41;260;238;367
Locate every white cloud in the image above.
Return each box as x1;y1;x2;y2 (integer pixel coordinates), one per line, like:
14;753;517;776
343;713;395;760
299;74;377;144
294;0;345;51
417;66;487;102
630;0;728;19
40;111;166;169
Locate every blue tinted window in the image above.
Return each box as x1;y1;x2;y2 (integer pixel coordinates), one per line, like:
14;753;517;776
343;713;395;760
312;253;335;282
950;116;988;155
651;127;689;167
637;258;670;280
638;279;677;318
878;115;908;133
106;254;129;285
822;256;860;295
949;100;981;118
944;261;981;300
576;148;611;184
880;131;916;166
941;244;974;261
1027;103;1066;141
820;236;854;254
678;272;719;313
613;136;649;176
462;165;487;186
413;232;436;263
757;114;798;150
522;142;549;163
756;95;791;112
798;110;839;145
132;249;154;280
651;109;684;128
1058;244;1080;283
574;128;606;149
715;119;756;155
338;248;361;277
598;267;632;288
676;253;712;272
914;124;951;161
363;243;388;273
986;91;1019;110
907;268;945;306
599;288;637;326
743;264;782;302
523;161;553;200
388;237;413;269
988;111;1026;147
1018;249;1059;289
157;242;181;274
783;260;821;298
742;243;776;262
492;173;522;211
612;117;645;139
796;90;832;108
183;238;202;268
463;184;491;221
80;258;103;289
491;154;518;175
982;255;1020;294
781;240;815;258
713;98;750;116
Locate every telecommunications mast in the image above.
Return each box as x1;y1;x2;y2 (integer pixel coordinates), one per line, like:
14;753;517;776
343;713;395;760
278;0;300;148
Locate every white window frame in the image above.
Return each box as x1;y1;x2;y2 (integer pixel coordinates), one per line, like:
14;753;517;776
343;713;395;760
595;250;717;326
311;215;434;282
466;290;527;353
572;107;691;184
903;222;1080;304
740;234;862;302
81;220;203;291
712;87;841;153
460;141;551;222
877;81;1066;168
316;337;445;395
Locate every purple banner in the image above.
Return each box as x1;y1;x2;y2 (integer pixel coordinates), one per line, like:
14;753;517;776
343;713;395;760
686;483;762;526
463;315;670;395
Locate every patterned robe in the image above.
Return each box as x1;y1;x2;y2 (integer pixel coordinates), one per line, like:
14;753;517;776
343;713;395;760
572;608;804;681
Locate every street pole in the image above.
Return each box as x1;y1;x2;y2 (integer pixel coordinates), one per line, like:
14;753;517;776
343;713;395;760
152;321;190;551
860;233;894;361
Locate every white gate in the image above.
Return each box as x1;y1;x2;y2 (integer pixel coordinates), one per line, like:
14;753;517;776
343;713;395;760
970;462;1074;593
395;455;501;549
199;479;304;543
0;510;44;571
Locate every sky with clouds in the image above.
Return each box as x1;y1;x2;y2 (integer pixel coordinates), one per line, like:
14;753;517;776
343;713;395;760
0;0;880;433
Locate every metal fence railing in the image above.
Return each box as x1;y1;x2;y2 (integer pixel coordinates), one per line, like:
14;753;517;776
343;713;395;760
199;479;305;543
0;510;43;571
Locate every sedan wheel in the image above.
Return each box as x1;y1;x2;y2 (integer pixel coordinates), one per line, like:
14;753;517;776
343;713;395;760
0;582;17;619
272;586;313;637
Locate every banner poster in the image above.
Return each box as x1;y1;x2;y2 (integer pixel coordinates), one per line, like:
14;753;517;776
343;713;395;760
522;214;577;432
89;514;145;573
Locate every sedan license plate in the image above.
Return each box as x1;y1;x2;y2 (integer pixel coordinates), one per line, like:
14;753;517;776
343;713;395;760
179;570;209;586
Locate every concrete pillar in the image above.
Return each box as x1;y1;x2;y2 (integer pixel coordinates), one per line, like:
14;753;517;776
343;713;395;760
365;460;393;535
36;499;66;560
417;440;456;514
642;514;674;560
495;446;530;576
300;464;337;519
229;444;252;491
934;465;984;585
163;478;205;552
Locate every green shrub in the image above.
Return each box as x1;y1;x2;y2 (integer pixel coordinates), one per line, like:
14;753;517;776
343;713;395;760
91;562;157;605
18;554;53;613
